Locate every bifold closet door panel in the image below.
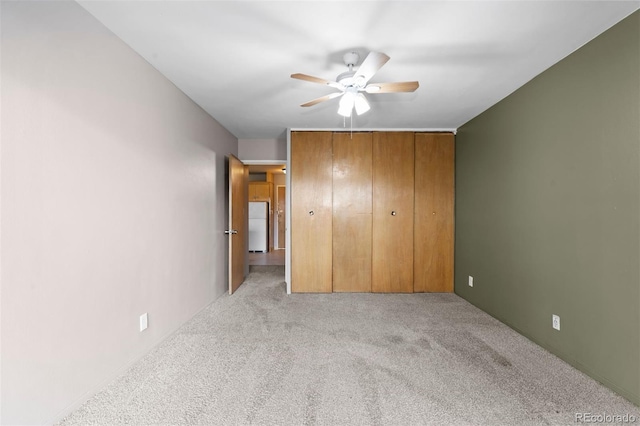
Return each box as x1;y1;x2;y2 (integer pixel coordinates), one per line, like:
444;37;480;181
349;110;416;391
372;132;415;293
291;132;333;293
332;132;372;292
414;133;455;292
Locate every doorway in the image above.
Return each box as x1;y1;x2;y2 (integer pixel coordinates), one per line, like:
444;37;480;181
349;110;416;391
246;163;286;266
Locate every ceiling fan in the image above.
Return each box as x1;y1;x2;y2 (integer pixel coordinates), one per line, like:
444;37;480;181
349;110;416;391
291;51;419;117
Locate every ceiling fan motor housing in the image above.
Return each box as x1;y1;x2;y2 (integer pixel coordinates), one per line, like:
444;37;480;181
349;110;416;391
343;51;360;68
337;71;356;87
339;52;369;89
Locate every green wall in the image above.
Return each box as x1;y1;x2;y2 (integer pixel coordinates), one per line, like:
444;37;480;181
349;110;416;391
455;11;640;404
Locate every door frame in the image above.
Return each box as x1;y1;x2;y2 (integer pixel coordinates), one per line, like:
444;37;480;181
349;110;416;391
285;134;292;294
275;184;286;249
242;159;289;293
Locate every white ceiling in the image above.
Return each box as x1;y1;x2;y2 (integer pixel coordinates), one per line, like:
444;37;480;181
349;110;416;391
77;1;639;140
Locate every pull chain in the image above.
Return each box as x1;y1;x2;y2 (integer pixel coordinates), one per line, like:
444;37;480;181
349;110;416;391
341;109;354;139
350;114;353;139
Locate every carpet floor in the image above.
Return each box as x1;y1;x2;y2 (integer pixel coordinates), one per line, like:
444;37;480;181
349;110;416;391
58;266;640;425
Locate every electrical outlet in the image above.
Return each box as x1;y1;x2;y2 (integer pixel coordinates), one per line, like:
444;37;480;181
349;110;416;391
468;276;474;287
552;314;560;331
140;313;148;332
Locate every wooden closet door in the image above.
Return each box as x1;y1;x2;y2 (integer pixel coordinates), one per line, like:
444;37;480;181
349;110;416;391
333;133;372;292
291;132;333;292
414;133;455;292
372;132;414;293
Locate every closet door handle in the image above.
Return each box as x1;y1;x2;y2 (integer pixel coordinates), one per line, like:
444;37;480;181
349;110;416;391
391;211;397;216
309;210;314;216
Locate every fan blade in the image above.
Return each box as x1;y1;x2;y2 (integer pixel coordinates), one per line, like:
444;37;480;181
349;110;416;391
291;73;334;86
365;81;419;93
354;52;390;86
301;92;343;107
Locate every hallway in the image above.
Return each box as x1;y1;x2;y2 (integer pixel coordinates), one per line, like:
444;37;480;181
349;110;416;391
249;249;285;266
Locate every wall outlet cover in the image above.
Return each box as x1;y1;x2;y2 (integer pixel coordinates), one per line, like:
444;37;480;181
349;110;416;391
552;314;560;331
468;276;474;287
140;313;148;332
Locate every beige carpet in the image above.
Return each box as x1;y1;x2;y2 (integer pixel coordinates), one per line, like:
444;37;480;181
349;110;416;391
58;266;639;425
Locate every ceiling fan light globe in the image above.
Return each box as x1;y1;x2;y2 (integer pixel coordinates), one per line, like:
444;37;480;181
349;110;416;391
354;93;370;115
337;104;352;117
337;101;353;117
338;91;355;117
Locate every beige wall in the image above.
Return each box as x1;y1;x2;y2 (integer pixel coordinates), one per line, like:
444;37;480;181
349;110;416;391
239;139;287;162
1;2;238;424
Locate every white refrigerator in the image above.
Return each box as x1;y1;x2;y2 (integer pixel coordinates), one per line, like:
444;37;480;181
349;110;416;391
248;202;268;252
